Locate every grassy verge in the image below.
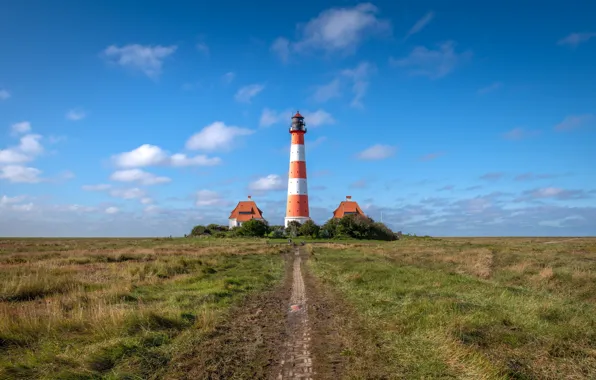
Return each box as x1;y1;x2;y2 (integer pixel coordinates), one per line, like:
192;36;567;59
0;238;286;379
308;238;596;379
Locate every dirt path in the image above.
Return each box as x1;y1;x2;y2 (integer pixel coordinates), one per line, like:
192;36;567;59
166;256;292;380
168;247;376;379
277;249;314;379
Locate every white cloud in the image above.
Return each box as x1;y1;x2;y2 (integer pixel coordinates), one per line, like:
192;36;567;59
109;187;146;200
272;3;390;61
404;11;434;40
356;144;396;160
304;109;335;127
110;169;171;185
557;33;596;48
259;108;335;128
311;62;374;107
0;165;43;183
144;204;160;213
0;130;43;165
196;42;209;55
185;121;254;152
0;195;27;206
259;108;284;128
140;197;153;205
112;144;221;168
66;204;97;213
341;61;375;108
532;188;564;198
234;84;265;103
102;44;177;79
112;144;169;168
390;41;472;79
420;152;445;161
82;184;112;191
478;82;503;95
105;206;119;214
59;171;75;180
196;189;227;207
18;134;43;155
311;136;328;148
271;37;291;63
169;153;221;167
0;148;28;165
312;79;341;103
249;174;286;192
11;122;31;135
13;203;34;212
66;109;86;121
554;114;594;132
222;72;235;84
502;128;541;140
0;89;10;100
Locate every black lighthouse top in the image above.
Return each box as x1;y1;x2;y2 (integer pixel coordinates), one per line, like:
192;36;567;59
290;111;307;133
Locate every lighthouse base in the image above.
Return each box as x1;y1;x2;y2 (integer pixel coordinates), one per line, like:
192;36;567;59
284;216;311;228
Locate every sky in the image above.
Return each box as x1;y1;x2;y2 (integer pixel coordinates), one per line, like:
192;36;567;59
1;0;595;237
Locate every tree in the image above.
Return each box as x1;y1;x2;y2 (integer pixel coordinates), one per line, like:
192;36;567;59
206;223;227;233
268;228;285;239
190;225;207;236
285;221;302;238
320;218;340;238
238;219;269;237
319;215;396;241
299;220;320;238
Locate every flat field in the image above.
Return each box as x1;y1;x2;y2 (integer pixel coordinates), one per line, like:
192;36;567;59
1;237;595;379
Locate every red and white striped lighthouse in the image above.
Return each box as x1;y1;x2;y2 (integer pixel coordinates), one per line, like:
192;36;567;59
285;111;310;227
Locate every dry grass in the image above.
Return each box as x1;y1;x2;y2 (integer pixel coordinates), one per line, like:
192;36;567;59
0;238;286;379
309;237;596;379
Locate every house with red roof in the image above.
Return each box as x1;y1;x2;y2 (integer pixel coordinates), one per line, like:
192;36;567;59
332;196;366;219
228;196;266;229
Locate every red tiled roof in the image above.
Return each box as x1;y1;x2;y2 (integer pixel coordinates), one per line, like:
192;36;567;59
332;200;365;218
229;200;264;222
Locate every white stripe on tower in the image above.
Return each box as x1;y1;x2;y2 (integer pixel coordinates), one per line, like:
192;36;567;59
287;178;308;195
290;144;306;162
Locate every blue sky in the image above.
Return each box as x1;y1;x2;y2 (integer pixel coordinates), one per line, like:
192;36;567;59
1;0;595;237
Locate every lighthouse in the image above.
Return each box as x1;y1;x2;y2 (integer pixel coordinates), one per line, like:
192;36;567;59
285;111;311;228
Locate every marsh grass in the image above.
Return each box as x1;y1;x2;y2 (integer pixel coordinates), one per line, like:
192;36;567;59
0;238;285;379
309;237;596;379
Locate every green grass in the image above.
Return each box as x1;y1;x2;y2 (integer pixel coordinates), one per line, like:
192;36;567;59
309;238;596;379
0;238;285;379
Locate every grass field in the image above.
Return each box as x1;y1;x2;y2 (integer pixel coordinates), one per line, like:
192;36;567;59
1;236;595;379
309;237;596;379
0;238;286;379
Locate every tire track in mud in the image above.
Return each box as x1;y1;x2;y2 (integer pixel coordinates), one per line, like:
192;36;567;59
277;248;314;379
168;246;369;379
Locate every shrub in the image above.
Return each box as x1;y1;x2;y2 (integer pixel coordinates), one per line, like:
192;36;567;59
237;219;269;237
285;221;301;238
299;220;320;238
190;225;207;236
268;229;285;239
320;214;396;241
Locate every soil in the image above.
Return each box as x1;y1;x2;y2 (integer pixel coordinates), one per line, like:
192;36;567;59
304;256;395;380
169;248;385;379
166;254;292;380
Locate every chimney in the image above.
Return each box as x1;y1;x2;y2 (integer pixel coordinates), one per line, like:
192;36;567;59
248;195;252;199
346;195;352;200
